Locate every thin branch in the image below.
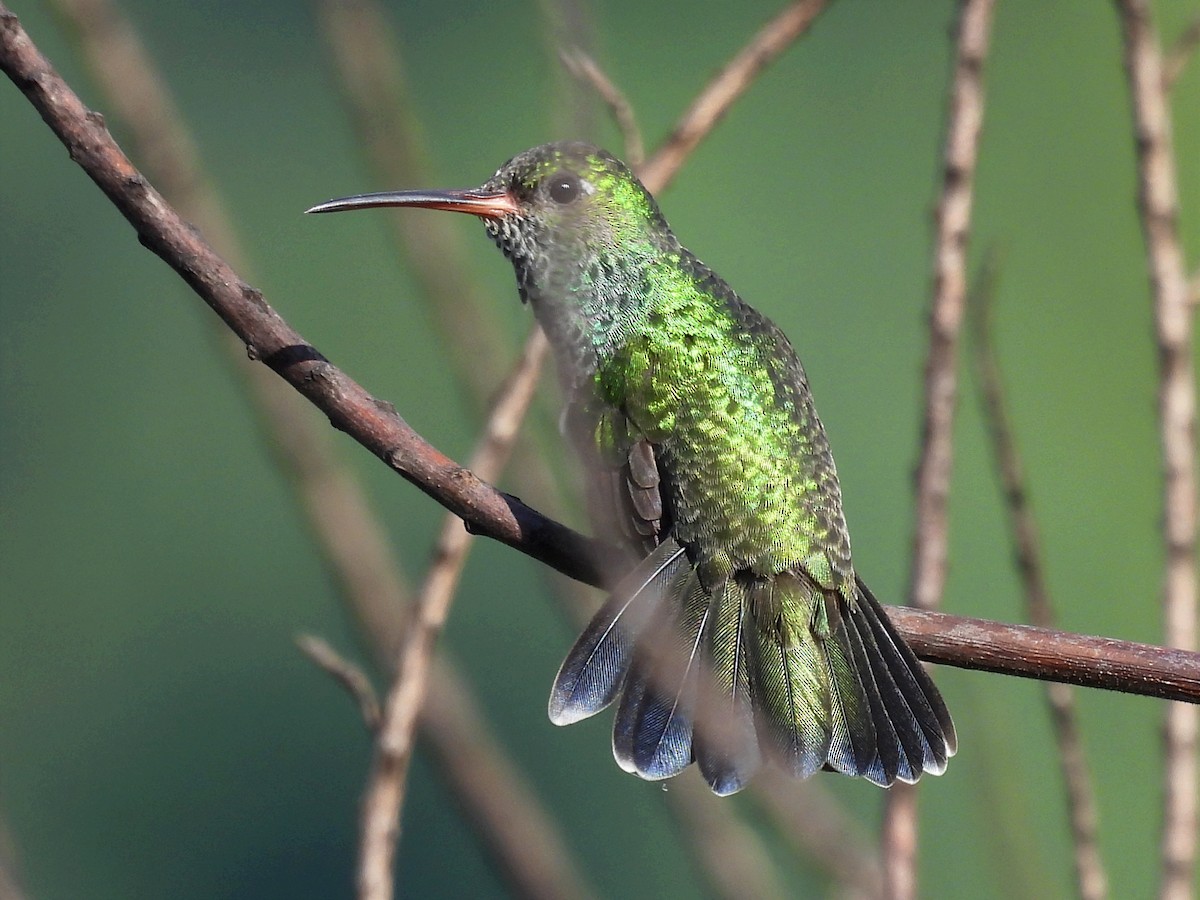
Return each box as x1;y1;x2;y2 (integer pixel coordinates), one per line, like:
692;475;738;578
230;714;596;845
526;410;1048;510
315;0;518;413
297;635;382;731
893;608;1200;703
1163;13;1200;91
637;0;830;192
9;11;610;582
886;2;994;897
559;47;645;167
969;252;1107;900
1115;4;1199;899
357;329;549;900
0;809;27;900
909;0;994;613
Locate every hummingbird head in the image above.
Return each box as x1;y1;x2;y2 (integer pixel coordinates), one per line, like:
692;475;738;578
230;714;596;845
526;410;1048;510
472;143;672;279
308;142;673;303
309;142;678;374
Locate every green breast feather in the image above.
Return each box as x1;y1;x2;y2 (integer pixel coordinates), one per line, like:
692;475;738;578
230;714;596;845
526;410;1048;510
593;265;852;593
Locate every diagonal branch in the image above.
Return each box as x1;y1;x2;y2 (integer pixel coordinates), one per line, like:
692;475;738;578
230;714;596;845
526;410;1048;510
0;5;609;587
356;329;549;900
42;2;597;896
637;0;830;192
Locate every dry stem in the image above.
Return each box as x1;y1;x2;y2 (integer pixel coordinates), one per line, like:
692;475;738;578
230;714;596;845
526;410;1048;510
356;329;549;900
969;254;1107;899
885;2;995;896
1115;3;1199;898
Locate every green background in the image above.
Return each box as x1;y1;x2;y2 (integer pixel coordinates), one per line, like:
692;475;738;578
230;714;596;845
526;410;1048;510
2;0;1199;896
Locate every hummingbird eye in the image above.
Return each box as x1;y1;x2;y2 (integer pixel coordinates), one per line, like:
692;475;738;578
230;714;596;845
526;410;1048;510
547;172;583;204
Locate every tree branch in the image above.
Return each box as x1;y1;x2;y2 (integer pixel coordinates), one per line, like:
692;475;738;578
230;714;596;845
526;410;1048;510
40;2;598;896
297;635;382;732
0;5;610;591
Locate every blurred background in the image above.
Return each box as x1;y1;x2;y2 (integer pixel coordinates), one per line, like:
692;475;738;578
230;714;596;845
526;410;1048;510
2;0;1198;897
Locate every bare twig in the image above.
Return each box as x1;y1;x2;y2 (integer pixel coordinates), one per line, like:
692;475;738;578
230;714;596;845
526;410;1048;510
559;47;645;167
886;2;995;897
0;810;27;900
297;635;382;731
1163;13;1200;90
357;328;549;900
969;253;1107;900
894;608;1200;703
1115;4;1199;899
637;0;830;192
908;0;995;613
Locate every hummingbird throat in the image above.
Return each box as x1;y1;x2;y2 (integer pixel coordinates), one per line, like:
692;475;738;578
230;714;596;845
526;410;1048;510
494;226;660;382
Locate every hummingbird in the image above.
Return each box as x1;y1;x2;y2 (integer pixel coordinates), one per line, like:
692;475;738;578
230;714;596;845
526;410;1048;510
309;142;955;794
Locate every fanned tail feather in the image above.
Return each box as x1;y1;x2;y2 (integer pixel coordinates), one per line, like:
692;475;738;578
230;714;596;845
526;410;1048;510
695;579;761;796
550;545;955;793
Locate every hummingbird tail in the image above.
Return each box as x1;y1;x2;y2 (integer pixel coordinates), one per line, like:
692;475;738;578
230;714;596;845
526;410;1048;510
548;542;955;793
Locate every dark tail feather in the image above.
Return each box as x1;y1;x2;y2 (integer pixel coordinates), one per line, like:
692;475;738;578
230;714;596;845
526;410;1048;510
821;618;879;780
550;545;954;793
744;572;955;788
850;577;957;776
619;566;707;781
548;540;687;726
695;579;761;796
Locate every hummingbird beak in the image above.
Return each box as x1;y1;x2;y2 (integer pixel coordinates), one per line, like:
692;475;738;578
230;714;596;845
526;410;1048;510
305;188;519;219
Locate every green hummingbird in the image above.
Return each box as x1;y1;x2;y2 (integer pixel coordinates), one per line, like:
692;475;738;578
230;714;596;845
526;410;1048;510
309;141;955;794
